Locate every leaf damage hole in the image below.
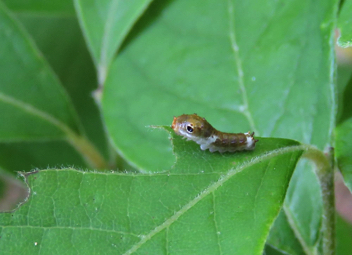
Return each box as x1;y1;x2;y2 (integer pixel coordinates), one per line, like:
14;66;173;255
0;171;35;212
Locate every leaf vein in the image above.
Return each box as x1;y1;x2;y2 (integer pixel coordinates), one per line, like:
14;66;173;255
212;192;222;255
0;92;71;136
283;205;317;255
1;225;140;238
253;160;270;223
123;145;305;254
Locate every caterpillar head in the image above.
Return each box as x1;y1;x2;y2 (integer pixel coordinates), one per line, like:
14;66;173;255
171;114;213;140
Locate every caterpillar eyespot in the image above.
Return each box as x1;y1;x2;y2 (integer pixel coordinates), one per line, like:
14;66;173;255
171;114;258;153
186;125;194;133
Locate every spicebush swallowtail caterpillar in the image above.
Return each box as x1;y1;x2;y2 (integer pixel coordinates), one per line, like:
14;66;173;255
171;114;258;153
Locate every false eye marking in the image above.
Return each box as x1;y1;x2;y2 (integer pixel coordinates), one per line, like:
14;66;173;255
171;114;258;153
186;125;194;133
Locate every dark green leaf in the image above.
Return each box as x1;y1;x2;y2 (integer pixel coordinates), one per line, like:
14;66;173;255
264;244;292;255
336;118;352;192
0;4;108;170
0;176;5;202
2;0;74;16
14;14;110;162
0;3;81;141
337;70;352;124
336;214;352;255
337;0;352;48
0;141;87;172
282;159;323;253
267;210;305;255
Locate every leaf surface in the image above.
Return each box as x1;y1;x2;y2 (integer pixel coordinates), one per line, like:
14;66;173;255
336;214;352;255
0;129;304;255
336;118;352;192
266;210;305;255
2;0;74;15
337;0;352;48
102;0;335;171
0;141;87;172
11;14;109;163
101;0;337;253
336;66;352;124
74;0;153;82
0;3;81;141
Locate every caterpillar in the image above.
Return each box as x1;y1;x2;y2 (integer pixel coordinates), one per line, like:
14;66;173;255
171;114;258;153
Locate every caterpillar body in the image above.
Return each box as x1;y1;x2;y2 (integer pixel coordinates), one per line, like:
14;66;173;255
171;114;258;153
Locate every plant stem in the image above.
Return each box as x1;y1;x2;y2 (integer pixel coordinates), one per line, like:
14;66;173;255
67;132;108;170
303;146;335;255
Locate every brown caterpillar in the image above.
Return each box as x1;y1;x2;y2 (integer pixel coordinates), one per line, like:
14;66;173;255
171;114;258;153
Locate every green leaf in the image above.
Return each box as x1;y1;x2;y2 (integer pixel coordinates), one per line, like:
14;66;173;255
0;175;5;202
268;213;352;255
337;0;352;48
0;4;108;169
74;0;153;83
2;0;75;16
336;118;352;192
0;130;304;254
101;0;336;253
264;244;288;255
0;141;87;172
0;2;81;141
282;159;323;253
12;14;110;163
266;210;305;255
336;214;352;255
337;70;352;124
336;65;352;124
102;0;335;170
